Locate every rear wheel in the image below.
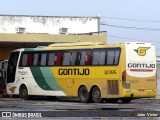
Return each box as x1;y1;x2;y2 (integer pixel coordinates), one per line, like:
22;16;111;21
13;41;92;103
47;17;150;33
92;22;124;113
92;86;102;103
78;86;90;103
20;85;29;100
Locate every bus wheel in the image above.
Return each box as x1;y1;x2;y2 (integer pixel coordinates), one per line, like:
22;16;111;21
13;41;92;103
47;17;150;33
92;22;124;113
121;98;131;103
78;86;90;103
20;85;29;100
92;86;102;103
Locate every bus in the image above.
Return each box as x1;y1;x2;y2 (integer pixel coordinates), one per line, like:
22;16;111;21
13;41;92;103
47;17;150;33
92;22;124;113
6;42;156;103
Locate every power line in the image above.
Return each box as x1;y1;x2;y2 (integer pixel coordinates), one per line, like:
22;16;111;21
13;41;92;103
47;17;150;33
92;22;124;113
101;23;160;31
107;35;160;51
101;16;160;23
107;34;160;43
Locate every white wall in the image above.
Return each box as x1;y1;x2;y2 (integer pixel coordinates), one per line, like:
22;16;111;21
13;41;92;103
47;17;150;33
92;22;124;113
0;15;99;34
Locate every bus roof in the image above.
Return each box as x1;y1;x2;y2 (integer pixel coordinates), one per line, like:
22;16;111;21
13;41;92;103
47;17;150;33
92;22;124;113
10;42;154;52
48;42;105;47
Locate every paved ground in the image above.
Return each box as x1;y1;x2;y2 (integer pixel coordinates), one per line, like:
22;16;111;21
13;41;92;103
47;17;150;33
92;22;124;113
0;96;159;119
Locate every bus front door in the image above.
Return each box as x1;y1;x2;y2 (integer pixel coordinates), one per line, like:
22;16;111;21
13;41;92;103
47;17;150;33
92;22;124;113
7;52;20;84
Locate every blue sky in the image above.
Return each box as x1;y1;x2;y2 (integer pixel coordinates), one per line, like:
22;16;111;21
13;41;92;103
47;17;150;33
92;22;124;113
0;0;160;55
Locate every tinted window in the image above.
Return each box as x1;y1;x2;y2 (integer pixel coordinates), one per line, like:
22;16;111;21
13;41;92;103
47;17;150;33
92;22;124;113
41;53;47;66
62;52;71;65
7;52;19;83
48;53;55;66
19;48;121;67
92;50;105;65
21;54;28;66
106;49;120;65
71;52;77;65
33;53;39;66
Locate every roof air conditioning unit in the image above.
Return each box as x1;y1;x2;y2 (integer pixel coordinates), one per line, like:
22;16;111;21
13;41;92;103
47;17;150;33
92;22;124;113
59;28;68;34
16;27;25;34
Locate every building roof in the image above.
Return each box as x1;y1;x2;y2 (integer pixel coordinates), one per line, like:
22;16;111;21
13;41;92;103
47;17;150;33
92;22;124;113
0;14;99;19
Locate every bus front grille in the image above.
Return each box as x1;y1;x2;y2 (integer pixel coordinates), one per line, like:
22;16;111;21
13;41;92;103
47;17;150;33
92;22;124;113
107;80;119;95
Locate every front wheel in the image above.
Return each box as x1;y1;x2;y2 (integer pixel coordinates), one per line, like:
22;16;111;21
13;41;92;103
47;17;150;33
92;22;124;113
78;86;90;103
92;86;102;103
20;86;29;100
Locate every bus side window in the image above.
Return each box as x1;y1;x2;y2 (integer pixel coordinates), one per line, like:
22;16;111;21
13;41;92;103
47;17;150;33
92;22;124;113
33;53;39;66
76;50;91;65
62;52;71;65
27;54;33;66
87;51;91;65
48;53;55;66
21;54;28;67
71;52;77;65
92;50;105;65
99;51;105;65
41;53;47;66
76;52;81;65
106;49;120;65
114;50;120;65
80;52;86;65
92;51;99;65
56;52;62;66
106;50;114;65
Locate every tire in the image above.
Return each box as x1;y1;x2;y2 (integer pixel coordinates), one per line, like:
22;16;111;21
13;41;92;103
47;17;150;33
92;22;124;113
20;86;29;100
91;86;102;103
121;98;131;103
78;86;90;103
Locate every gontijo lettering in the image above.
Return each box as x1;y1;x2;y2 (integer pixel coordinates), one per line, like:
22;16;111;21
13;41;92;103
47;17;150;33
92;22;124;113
58;68;90;75
128;63;155;68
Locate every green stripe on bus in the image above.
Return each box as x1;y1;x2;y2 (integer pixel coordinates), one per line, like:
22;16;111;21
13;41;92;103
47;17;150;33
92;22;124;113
40;67;62;91
24;48;44;51
24;48;35;51
30;67;53;90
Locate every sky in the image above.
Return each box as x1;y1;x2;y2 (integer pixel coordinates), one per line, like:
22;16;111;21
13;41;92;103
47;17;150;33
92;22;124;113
0;0;160;55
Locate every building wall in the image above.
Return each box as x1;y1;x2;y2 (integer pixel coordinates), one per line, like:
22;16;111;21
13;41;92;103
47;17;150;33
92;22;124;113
0;15;99;34
0;32;107;60
0;47;18;61
0;15;104;61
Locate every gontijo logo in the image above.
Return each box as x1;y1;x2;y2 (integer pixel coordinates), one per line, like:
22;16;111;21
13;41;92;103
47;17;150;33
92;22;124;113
134;47;150;56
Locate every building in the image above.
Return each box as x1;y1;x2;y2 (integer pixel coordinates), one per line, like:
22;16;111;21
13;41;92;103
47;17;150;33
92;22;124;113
0;15;107;60
0;15;99;34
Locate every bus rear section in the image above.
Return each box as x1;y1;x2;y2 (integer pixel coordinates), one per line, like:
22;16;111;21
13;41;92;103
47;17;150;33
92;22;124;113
122;42;156;102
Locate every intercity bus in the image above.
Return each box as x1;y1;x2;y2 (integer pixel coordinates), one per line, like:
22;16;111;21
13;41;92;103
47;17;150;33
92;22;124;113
6;42;156;103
